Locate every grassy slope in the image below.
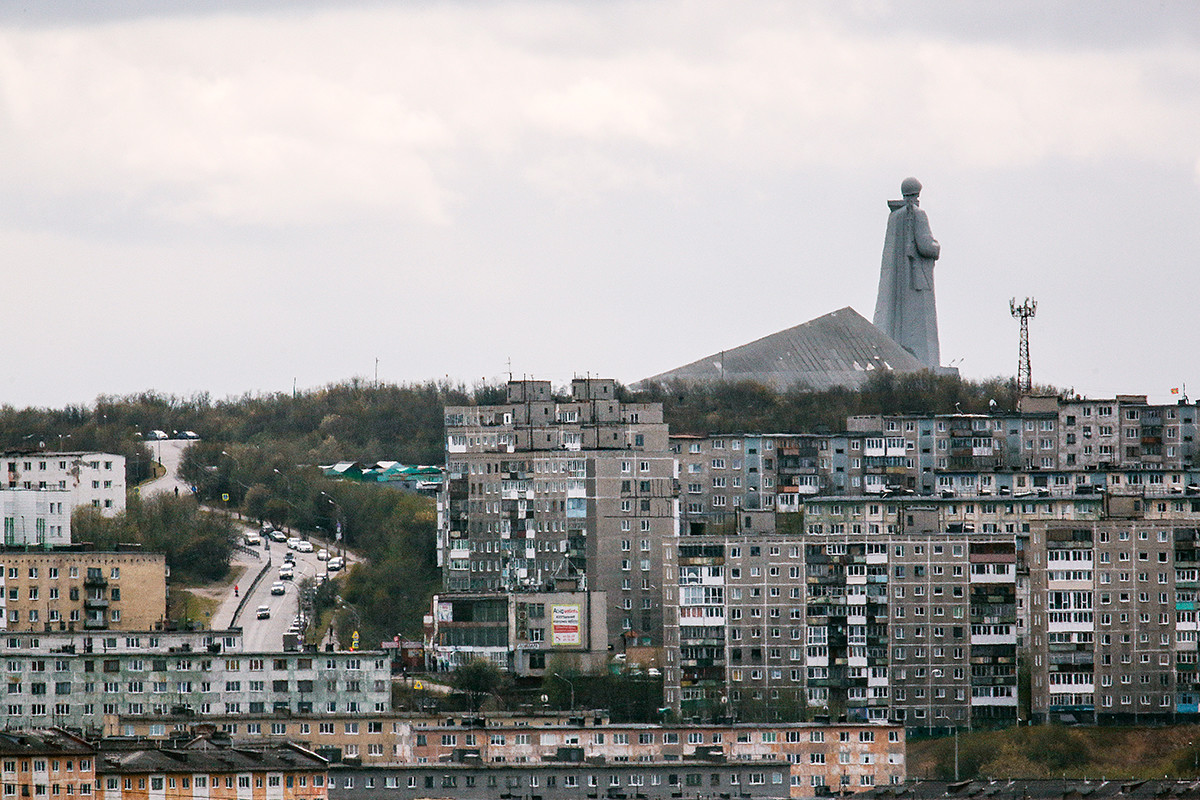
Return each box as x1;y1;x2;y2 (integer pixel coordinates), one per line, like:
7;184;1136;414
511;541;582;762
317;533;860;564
908;726;1200;781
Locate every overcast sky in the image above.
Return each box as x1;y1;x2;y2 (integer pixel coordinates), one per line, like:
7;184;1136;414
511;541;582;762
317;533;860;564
2;1;1198;409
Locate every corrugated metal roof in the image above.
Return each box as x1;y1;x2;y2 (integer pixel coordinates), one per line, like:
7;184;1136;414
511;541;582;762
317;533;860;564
638;307;927;391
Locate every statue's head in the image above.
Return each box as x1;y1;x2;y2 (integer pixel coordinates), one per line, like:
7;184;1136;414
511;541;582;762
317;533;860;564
901;177;922;198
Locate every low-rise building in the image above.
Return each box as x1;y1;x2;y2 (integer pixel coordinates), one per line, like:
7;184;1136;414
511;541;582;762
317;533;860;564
115;717;902;797
328;758;792;800
0;551;167;632
96;732;327;800
0;728;96;799
427;583;607;675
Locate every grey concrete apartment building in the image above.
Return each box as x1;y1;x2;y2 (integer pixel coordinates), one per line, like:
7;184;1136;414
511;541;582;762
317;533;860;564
1027;518;1200;725
440;379;678;663
667;518;1017;731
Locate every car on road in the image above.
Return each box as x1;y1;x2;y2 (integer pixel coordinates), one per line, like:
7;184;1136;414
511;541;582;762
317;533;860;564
270;582;286;595
283;551;295;564
243;533;261;546
317;549;329;561
286;537;302;550
295;540;314;553
269;530;287;543
327;556;344;572
278;567;294;581
256;605;271;619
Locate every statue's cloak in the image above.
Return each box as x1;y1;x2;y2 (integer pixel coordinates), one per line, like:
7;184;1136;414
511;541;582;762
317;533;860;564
873;199;941;368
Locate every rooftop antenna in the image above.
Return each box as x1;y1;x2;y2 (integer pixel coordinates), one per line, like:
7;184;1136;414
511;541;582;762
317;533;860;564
1010;297;1037;395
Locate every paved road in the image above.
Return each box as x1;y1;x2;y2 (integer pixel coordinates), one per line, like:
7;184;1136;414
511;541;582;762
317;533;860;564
141;437;361;649
235;537;355;651
139;437;196;497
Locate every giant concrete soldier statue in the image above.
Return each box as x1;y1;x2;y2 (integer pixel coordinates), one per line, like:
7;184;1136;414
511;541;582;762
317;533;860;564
872;177;942;368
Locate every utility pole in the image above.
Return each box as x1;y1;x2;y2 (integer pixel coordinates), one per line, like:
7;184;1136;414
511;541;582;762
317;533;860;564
1010;298;1037;395
954;726;959;781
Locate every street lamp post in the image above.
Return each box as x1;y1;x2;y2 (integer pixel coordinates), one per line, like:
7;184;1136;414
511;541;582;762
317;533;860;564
552;673;576;712
220;451;243;518
320;492;345;555
272;469;294;532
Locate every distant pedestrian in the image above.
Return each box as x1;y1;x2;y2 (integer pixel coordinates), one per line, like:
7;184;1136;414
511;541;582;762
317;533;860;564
234;585;239;597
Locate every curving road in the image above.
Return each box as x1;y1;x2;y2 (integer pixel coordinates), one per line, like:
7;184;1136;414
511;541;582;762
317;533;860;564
139;437;196;498
140;438;360;649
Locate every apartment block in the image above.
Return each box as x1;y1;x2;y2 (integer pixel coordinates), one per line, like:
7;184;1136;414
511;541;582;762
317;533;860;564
327;760;793;800
1027;518;1197;725
0;490;71;547
1;452;126;515
0;728;96;798
440;379;678;658
0;551;166;632
0;628;389;733
355;719;901;797
664;509;1019;731
96;736;328;800
114;715;904;794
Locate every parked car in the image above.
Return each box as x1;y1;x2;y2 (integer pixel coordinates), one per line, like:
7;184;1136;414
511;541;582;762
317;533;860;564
295;540;314;553
147;430;169;440
256;605;271;620
176;430;200;440
316;549;329;562
326;557;344;572
270;582;286;596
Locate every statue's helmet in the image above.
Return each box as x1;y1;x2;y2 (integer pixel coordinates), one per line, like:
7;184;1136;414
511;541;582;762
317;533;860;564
900;177;922;197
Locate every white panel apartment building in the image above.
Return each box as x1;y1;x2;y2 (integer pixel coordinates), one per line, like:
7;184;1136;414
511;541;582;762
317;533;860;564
1;452;126;516
0;489;71;546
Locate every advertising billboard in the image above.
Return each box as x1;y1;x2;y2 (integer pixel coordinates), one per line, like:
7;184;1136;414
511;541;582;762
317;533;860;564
550;604;581;646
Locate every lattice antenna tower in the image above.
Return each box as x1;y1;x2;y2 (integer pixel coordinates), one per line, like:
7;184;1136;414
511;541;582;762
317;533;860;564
1010;297;1037;394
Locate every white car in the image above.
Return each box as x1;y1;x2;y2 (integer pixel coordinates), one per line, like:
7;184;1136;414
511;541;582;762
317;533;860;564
295;541;314;553
269;530;288;543
278;567;294;581
286;537;301;550
270;582;286;596
242;534;261;546
317;549;329;561
256;606;271;620
326;557;344;572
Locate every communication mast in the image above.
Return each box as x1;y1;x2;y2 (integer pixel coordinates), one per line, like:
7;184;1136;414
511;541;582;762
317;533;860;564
1010;298;1037;395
